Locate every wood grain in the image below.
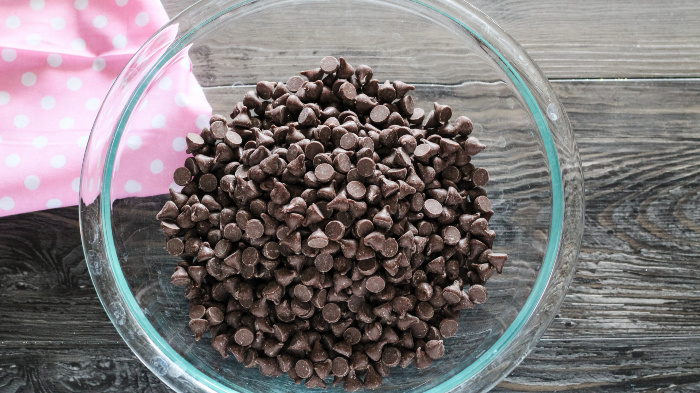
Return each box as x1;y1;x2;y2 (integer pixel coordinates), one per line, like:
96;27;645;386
544;80;700;338
1;80;699;392
0;348;170;393
162;0;700;79
496;338;700;392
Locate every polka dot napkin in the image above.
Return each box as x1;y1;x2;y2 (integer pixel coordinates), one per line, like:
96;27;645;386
0;0;211;217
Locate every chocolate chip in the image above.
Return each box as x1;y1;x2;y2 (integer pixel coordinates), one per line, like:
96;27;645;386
369;105;390;124
234;327;254;346
339;82;358;101
166;238;184;256
189;319;209;341
344;370;363;392
287;75;304;92
423;199;442;218
346;181;366;200
425;340;445;360
355;64;373;85
332;357;350;377
438;318;459;337
465;136;486;156
295;359;314;379
488;252;507;274
198;173;218;193
291;284;312;303
472;167;489;187
474;195;492;213
316;56;339;74
416;302;434;321
322;303;342;323
308;228;329;249
173;167;192;186
381;346;401;367
468;284;488;304
377;80;396;103
414;347;432;369
365;275;385;293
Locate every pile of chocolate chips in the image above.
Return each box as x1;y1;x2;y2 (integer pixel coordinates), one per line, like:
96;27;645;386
157;57;508;391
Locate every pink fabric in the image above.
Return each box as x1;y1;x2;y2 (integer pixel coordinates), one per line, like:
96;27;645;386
0;0;210;217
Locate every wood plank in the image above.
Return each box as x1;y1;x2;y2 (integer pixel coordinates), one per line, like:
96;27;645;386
161;0;700;79
0;348;170;393
1;339;697;393
495;338;700;392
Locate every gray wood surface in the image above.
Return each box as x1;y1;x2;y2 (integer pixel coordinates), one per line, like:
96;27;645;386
2;1;700;392
162;0;700;79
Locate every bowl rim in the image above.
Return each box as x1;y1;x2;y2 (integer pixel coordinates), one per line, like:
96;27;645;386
80;0;584;392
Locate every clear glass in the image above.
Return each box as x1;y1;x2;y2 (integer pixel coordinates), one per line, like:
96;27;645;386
80;0;584;392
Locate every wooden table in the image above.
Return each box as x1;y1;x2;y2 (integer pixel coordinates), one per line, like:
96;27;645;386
1;1;699;391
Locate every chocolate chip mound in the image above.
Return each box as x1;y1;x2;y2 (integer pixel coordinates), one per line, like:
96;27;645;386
157;57;508;390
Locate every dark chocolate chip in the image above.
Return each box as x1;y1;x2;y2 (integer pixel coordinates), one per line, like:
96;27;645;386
425;339;445;360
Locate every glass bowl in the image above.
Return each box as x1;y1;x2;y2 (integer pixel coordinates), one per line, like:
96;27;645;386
80;0;584;392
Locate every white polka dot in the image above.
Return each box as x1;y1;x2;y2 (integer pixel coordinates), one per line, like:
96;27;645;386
51;17;66;30
0;91;9;106
2;48;17;62
5;156;20;167
151;114;166;128
150;159;164;174
6;16;20;29
135;12;149;27
26;33;42;46
22;72;37;86
46;199;62;208
50;155;66;168
14;114;29;129
71;38;86;51
41;95;56;110
116;0;128;5
174;92;189;107
157;76;172;90
47;53;62;67
71;177;80;192
30;0;45;10
33;136;48;149
196;114;209;129
172;137;187;152
112;34;127;49
5;154;20;167
92;57;106;71
93;15;107;28
138;99;148;111
125;180;142;193
0;197;15;211
86;97;101;111
127;135;142;150
25;175;40;190
59;117;75;130
74;0;88;10
77;134;89;148
67;77;82;91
